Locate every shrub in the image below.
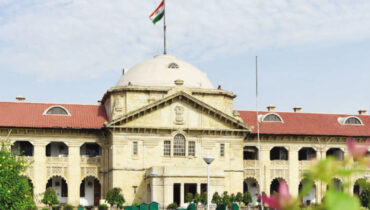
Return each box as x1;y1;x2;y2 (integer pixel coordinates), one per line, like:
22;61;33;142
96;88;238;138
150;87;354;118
360;185;370;208
106;188;125;208
132;200;140;206
63;203;74;210
0;141;35;209
85;206;94;210
242;192;252;206
42;187;59;207
52;205;61;210
212;192;222;205
42;208;49;210
98;204;109;210
200;193;207;205
186;192;194;203
167;203;178;210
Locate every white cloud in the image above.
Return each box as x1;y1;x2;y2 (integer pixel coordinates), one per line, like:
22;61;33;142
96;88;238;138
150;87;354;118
1;0;370;81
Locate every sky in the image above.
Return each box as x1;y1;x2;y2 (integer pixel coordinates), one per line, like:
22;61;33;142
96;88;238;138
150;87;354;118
0;0;369;114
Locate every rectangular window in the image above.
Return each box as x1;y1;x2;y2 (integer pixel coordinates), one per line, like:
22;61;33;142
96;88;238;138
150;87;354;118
164;141;171;156
220;143;225;157
188;141;195;156
133;141;138;155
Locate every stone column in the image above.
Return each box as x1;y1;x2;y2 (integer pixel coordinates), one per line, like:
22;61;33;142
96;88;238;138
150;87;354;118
288;145;300;196
197;183;201;194
33;142;47;205
180;183;184;207
259;145;270;194
67;143;81;206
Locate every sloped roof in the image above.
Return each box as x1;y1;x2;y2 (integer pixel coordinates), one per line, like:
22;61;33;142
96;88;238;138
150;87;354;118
0;102;107;129
238;110;370;137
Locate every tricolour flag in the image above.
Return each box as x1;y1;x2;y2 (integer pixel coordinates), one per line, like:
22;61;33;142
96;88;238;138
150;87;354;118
149;0;164;24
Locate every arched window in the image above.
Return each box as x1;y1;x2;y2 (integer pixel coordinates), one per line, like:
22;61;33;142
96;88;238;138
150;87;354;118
173;134;186;156
344;117;362;125
44;106;70;116
263;113;283;122
168;63;179;69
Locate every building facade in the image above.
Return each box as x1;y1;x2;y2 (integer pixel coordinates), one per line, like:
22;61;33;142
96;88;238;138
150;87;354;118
0;54;369;207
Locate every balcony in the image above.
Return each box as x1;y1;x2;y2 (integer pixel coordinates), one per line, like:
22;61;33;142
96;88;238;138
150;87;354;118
244;160;259;169
80;156;102;167
46;156;68;165
270;160;289;169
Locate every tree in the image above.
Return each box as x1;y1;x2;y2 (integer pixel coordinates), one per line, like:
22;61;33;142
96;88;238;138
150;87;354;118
211;192;221;205
194;193;201;204
222;191;231;207
0;141;35;210
186;193;194;203
242;192;252;206
41;187;59;207
106;188;125;208
200;193;207;205
359;184;370;208
235;192;243;205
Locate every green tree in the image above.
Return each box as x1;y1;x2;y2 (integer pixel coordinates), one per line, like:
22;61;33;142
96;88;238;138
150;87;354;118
359;184;370;208
0;141;35;210
194;193;201;204
200;193;207;205
230;193;236;203
242;192;252;206
235;192;243;205
186;193;194;203
222;191;231;207
106;188;125;208
41;187;59;207
211;192;221;205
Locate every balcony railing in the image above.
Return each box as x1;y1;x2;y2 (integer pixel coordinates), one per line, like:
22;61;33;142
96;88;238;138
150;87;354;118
270;160;289;168
243;160;258;169
80;156;102;166
46;156;68;165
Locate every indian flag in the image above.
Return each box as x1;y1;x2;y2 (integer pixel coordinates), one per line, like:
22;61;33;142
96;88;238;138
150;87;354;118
149;0;164;24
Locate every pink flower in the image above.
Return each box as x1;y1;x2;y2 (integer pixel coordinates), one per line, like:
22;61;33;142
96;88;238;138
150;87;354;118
347;138;369;160
259;181;291;210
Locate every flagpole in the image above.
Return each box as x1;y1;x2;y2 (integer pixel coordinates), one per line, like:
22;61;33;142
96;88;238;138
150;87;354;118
256;56;264;210
163;0;167;55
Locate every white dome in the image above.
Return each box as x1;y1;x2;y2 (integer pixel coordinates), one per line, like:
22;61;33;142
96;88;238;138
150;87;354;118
116;55;214;89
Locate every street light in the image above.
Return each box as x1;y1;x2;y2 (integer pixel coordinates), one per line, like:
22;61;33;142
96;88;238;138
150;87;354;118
203;155;214;210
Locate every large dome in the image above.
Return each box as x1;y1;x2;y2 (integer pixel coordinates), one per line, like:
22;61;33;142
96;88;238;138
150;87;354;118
116;55;214;89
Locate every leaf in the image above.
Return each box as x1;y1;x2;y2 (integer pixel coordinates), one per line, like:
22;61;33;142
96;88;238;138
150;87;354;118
325;190;361;210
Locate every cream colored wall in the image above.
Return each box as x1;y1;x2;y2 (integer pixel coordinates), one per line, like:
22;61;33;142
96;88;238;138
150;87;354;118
243;136;369;204
0;128;105;207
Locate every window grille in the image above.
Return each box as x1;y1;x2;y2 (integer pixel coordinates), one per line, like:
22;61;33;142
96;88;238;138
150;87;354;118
344;117;362;125
133;141;138;155
164;141;171;156
168;63;179;69
174;134;186;156
188;141;195;156
220;143;225;157
263;114;282;122
46;106;69;115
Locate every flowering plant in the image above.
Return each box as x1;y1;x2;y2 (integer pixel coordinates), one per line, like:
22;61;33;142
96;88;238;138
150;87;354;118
260;138;369;210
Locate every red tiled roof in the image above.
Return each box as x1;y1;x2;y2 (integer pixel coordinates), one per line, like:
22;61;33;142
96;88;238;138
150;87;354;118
237;110;370;137
0;102;107;129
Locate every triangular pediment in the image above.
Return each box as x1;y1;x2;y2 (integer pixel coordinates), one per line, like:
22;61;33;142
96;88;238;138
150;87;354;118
107;91;249;131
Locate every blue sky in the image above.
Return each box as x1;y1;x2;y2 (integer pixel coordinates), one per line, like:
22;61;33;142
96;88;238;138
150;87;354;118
0;0;369;114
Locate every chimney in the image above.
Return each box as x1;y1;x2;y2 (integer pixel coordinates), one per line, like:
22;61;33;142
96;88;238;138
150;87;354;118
358;109;367;115
293;107;302;113
267;105;275;112
16;95;25;102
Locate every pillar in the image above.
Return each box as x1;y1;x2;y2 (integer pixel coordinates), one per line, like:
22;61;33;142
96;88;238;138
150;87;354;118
33;142;47;205
67;143;81;206
259;145;270;194
180;183;184;206
288;145;299;196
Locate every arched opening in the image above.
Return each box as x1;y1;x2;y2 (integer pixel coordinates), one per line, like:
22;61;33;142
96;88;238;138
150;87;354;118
11;141;34;156
243;178;259;204
46;176;68;203
80;176;101;206
299;179;316;206
299;147;316;161
353;178;367;196
270;147;288;160
326;148;343;161
173;134;186;156
80;143;102;157
46;142;68;157
270;178;286;195
243;146;258;160
329;178;343;192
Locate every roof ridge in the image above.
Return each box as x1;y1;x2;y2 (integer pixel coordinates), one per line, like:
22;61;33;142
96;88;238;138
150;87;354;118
0;101;101;107
235;110;367;116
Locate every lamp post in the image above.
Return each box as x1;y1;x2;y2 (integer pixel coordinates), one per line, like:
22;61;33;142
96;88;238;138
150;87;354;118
203;155;215;210
150;171;158;202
